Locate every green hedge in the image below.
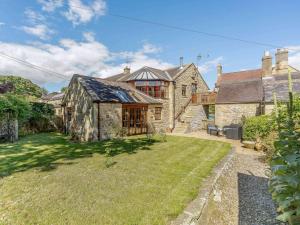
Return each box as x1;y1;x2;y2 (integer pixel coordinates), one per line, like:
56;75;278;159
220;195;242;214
243;115;274;141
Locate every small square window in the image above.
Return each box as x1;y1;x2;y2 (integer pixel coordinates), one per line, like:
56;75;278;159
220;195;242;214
182;85;187;97
154;107;162;120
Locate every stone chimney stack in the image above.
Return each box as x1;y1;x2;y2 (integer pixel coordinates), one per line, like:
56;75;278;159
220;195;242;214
217;63;222;77
123;66;130;75
262;51;272;76
275;48;288;74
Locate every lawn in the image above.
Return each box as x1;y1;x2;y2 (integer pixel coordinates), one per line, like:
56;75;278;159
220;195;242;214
0;133;231;225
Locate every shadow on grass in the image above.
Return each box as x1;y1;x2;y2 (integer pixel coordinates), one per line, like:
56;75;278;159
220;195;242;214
0;133;158;177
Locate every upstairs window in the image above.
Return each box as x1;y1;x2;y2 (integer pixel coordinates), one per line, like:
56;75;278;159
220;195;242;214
154;107;162;120
182;85;187;97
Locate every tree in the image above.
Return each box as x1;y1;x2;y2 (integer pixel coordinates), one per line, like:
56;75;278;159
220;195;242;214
60;87;68;93
0;75;46;98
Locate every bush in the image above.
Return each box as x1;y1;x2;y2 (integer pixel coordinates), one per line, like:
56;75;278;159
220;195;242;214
243;115;274;141
269;75;300;224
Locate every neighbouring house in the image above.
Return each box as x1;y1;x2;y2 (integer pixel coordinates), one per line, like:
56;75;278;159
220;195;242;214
62;63;209;141
214;48;300;128
41;92;65;117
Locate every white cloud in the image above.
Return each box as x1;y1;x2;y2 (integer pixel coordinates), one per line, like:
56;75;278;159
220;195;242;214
0;35;172;88
286;45;300;70
21;8;55;40
25;8;46;23
37;0;64;12
21;24;55;40
83;31;95;42
0;22;5;26
64;0;106;25
198;57;223;74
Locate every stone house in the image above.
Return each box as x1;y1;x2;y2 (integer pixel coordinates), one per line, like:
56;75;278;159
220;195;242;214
41;92;65;117
62;63;209;141
214;48;300;128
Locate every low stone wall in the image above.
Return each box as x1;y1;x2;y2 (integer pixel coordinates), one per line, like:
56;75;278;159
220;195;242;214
170;148;236;225
0;119;18;142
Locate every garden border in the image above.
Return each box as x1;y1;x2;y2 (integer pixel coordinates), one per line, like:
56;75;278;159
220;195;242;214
170;146;236;225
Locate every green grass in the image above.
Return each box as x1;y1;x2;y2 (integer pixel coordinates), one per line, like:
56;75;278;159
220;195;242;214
0;133;231;225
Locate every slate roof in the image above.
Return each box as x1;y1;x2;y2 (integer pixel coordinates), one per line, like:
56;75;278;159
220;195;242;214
216;69;262;86
263;72;300;102
74;75;161;104
105;64;192;82
216;78;263;104
42;92;64;101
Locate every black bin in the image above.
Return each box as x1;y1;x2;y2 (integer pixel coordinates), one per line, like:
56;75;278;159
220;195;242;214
223;124;242;140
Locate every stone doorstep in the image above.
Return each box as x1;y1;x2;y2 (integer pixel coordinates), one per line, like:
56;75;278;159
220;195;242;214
169;147;236;225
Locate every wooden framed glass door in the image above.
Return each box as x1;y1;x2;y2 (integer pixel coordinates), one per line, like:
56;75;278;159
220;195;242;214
122;104;148;135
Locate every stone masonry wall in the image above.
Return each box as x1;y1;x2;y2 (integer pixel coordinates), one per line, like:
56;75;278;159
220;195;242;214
63;78;97;142
215;103;261;128
96;103;122;140
264;104;274;115
148;101;169;132
0;119;18;142
173;65;209;119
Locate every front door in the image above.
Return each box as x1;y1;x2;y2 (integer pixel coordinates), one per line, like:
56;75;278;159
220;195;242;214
122;104;148;135
191;83;197;104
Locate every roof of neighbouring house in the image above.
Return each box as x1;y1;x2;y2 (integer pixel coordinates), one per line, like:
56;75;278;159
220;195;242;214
105;64;192;82
263;72;300;103
216;69;262;86
41;92;65;101
216;77;263;104
71;74;162;104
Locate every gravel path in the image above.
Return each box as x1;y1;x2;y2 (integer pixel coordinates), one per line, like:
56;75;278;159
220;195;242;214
170;132;283;225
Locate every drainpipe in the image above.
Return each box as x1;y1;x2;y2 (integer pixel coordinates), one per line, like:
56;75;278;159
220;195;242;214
97;102;101;141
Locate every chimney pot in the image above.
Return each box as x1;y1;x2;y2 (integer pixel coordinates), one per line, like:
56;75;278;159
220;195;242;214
124;66;130;74
217;64;222;77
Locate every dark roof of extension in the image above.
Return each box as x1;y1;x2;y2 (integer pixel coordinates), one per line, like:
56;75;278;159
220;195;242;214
73;74;161;104
106;65;192;82
263;72;300;102
216;77;263;104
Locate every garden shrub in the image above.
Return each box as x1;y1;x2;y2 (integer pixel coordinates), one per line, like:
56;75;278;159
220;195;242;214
269;74;300;224
243;115;274;141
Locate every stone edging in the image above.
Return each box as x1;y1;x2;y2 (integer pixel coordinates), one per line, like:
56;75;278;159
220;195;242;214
170;147;236;225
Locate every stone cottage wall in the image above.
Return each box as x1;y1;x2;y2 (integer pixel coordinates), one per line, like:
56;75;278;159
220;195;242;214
63;79;97;142
0;119;18;142
215;103;261;128
95;103;122;140
173;65;209;119
264;103;274;115
148;101;169;132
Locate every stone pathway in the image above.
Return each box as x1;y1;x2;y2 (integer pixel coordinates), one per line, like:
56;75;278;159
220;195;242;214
170;131;282;225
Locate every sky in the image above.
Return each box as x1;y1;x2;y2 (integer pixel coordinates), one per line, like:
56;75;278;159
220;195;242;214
0;0;300;92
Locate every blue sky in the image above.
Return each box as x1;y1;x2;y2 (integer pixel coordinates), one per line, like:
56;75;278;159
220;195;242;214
0;0;300;92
